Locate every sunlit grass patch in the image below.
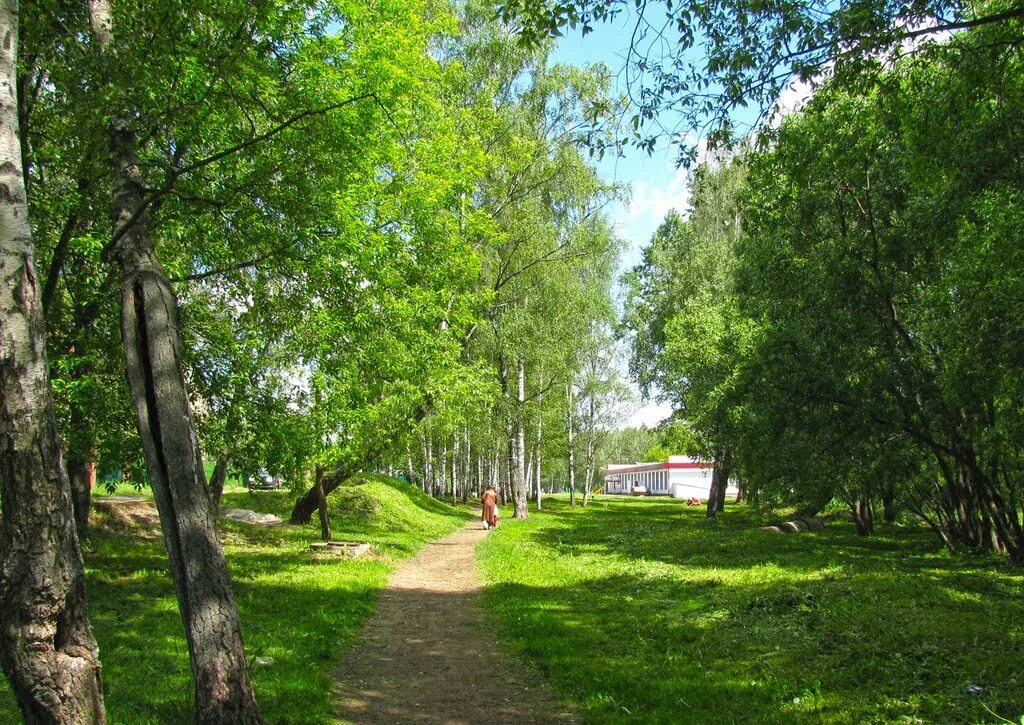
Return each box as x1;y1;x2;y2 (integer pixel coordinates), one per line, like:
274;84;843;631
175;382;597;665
478;495;1024;724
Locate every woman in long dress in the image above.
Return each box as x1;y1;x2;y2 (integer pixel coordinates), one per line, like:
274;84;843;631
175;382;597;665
481;485;498;529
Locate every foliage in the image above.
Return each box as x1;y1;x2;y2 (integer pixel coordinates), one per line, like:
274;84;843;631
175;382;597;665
624;23;1024;549
479;497;1024;723
500;0;1024;160
731;24;1024;551
395;12;627;511
601;426;661;464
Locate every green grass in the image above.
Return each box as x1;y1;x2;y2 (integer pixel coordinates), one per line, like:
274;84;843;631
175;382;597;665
96;461;247;497
478;496;1024;724
0;475;471;723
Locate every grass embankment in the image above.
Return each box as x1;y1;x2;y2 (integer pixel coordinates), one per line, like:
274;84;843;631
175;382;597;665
478;497;1024;724
0;475;471;724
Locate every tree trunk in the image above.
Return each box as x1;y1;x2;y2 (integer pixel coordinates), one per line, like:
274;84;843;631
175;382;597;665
535;402;543;511
404;444;416;488
439;441;448;502
66;396;97;540
461;429;471;504
68;451;93;541
525;448;534;500
420;434;432;495
882;484;897;523
566;383;576;507
490;443;500;497
511;354;529;518
476;449;484;500
583;435;595;507
706;447;730;519
290;466;352;524
114;191;260;724
852;493;874;536
0;3;106;716
315;466;331;542
88;2;260;720
451;437;459;506
715;449;730;512
583;388;596;506
208;452;230;516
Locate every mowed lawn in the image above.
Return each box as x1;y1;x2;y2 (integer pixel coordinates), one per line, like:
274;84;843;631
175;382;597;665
478;496;1024;724
0;476;471;724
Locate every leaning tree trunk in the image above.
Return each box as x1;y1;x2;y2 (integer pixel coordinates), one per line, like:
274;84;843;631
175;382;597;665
290;466;353;524
208;452;230;516
315;466;331;541
0;3;106;717
88;2;260;721
113;195;260;724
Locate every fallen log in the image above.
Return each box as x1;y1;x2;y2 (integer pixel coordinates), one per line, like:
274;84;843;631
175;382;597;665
759;517;826;534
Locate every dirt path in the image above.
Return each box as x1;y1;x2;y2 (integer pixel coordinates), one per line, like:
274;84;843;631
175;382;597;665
333;520;576;724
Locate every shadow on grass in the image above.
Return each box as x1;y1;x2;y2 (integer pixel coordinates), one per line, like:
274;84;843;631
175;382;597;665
530;497;1016;580
78;529;390;724
480;498;1024;724
0;479;468;723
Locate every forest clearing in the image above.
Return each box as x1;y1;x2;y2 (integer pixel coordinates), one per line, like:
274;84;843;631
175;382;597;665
2;0;1024;722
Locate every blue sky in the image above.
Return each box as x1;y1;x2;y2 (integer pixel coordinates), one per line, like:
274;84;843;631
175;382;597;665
550;19;687;428
550;17;691;275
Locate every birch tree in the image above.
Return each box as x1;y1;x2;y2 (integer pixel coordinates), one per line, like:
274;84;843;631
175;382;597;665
0;1;105;719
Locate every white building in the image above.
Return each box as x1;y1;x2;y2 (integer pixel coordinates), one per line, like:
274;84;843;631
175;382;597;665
602;455;739;501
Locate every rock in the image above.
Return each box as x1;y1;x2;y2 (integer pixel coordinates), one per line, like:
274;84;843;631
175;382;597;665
759;525;784;534
802;517;826;531
779;520;808;533
310;541;370;558
221;508;282;526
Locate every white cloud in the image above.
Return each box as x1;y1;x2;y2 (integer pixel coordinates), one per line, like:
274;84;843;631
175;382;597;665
775;74;817;116
624;401;674;429
624;166;690;226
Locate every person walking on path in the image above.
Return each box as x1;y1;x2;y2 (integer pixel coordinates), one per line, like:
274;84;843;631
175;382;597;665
481;485;498;529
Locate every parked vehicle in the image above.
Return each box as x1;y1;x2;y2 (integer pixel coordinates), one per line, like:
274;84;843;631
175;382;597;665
249;470;282;490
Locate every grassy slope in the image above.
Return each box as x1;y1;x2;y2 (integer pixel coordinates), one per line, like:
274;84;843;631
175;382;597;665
478;496;1024;724
0;475;471;724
